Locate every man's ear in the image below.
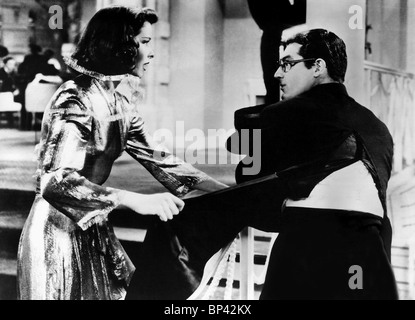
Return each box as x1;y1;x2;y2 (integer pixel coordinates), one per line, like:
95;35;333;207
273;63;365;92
314;58;327;77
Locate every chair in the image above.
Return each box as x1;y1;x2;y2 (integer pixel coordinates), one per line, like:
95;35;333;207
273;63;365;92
25;81;59;142
0;91;22;127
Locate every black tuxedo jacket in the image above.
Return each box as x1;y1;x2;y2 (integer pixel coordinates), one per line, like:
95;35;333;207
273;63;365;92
227;82;394;257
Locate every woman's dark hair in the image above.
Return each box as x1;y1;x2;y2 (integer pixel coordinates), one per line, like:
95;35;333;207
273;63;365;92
72;6;158;75
285;29;348;83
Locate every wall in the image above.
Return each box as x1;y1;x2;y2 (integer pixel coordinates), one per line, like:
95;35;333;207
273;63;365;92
80;0;96;32
0;0;32;60
168;0;262;146
365;0;415;74
407;0;415;74
169;0;206;135
203;1;224;132
366;0;407;70
222;2;262;130
0;0;65;62
169;0;226;134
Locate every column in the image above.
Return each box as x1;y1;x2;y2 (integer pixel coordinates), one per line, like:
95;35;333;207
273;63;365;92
168;0;225;140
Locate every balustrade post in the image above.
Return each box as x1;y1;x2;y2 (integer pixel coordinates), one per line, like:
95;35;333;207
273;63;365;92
239;226;255;300
408;236;415;299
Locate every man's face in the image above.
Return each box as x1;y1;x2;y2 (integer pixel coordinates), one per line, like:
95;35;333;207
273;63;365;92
275;43;316;100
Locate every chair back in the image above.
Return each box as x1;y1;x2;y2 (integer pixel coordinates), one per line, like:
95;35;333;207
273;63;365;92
25;82;59;113
0;91;22;112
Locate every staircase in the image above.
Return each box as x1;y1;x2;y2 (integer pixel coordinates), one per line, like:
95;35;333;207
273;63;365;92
0;189;150;300
388;169;415;300
0;188;272;300
0;189;34;300
4;186;411;301
205;229;274;300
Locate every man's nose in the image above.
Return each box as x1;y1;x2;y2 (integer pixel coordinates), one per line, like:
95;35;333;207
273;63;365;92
274;66;284;79
148;50;155;59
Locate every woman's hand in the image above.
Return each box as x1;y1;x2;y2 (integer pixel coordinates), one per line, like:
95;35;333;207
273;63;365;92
118;190;185;222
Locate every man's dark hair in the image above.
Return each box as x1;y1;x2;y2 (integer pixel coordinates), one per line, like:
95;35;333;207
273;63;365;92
0;45;9;58
43;49;55;60
285;29;348;83
72;6;158;75
2;56;15;65
29;44;42;55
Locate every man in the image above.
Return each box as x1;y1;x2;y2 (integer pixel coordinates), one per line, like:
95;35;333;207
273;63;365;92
253;28;398;299
126;28;398;300
0;57;19;96
0;45;9;68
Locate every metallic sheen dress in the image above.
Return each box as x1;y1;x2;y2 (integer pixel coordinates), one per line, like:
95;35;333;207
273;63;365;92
17;60;209;300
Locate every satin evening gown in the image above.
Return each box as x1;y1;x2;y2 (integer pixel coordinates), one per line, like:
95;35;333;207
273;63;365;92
17;59;209;300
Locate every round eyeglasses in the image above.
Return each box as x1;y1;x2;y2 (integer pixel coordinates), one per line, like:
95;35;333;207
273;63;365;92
277;58;317;73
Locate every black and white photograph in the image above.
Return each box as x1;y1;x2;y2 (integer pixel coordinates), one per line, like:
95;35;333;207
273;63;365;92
0;0;414;308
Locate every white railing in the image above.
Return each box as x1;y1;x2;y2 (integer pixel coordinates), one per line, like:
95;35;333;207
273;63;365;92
364;60;415;300
364;61;415;173
237;80;271;300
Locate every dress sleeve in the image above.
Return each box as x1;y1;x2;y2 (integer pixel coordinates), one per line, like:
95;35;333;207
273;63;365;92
125;114;209;197
38;94;121;231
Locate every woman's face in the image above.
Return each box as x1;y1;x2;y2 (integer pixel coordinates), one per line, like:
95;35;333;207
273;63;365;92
132;21;154;78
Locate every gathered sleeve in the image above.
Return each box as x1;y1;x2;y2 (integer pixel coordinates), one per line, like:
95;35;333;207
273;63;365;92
125;114;209;197
37;92;121;231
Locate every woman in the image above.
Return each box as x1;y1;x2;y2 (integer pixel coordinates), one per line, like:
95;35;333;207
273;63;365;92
17;6;226;300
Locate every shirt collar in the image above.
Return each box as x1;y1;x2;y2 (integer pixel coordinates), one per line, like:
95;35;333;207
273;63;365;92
64;56;133;81
64;56;143;103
